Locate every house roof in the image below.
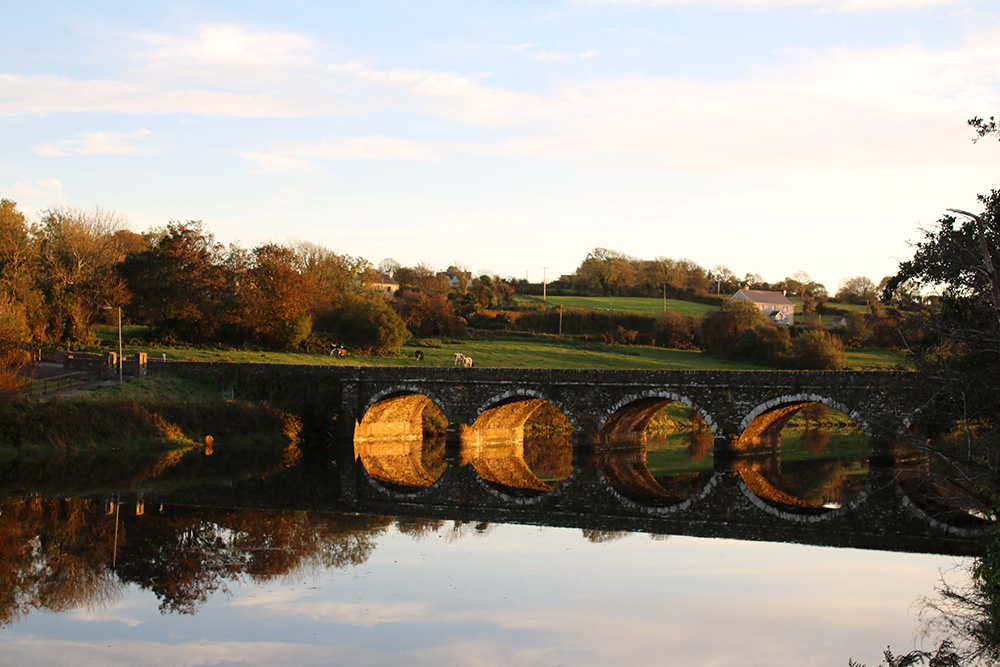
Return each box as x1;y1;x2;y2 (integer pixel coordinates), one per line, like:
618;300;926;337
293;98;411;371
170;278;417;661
377;273;398;286
732;289;794;306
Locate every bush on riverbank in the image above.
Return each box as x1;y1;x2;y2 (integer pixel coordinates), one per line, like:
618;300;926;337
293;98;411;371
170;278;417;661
0;394;302;454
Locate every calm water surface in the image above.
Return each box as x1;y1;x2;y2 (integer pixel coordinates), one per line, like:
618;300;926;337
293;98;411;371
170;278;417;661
0;405;983;666
0;501;968;667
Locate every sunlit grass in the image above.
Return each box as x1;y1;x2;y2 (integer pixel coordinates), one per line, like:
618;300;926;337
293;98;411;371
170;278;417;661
88;326;906;371
515;294;718;317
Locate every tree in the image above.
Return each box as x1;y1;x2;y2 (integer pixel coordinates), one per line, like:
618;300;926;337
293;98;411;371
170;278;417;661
970;116;998;142
877;116;1000;512
734;324;791;366
36;206;134;340
394;263;449;295
0;200;46;342
119;221;231;342
0;293;30;406
837;275;878;305
234;243;315;349
701;299;768;354
710;265;739;295
392;290;465;336
316;292;411;354
574;248;637;296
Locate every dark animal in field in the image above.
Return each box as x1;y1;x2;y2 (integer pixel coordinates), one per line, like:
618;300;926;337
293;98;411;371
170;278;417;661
415;350;424;361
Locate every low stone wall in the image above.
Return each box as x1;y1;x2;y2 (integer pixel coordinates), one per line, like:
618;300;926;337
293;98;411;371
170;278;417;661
35;349;148;380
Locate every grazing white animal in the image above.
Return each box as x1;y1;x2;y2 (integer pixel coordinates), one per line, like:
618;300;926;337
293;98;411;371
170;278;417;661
462;356;473;368
454;353;467;366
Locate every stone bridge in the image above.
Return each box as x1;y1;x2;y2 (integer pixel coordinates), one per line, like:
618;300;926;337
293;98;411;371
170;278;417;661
160;363;988;554
339;367;916;456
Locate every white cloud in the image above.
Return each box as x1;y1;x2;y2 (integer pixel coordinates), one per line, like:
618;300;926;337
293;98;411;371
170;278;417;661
134;23;320;84
237;151;322;172
4;179;66;215
33;128;154;156
507;43;602;62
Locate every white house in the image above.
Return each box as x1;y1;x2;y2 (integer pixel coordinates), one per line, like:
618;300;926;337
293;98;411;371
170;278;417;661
731;288;795;326
372;272;399;297
444;270;472;290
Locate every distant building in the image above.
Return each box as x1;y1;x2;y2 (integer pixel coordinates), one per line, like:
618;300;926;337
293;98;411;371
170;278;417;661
372;271;399;297
444;270;472;290
731;288;795;326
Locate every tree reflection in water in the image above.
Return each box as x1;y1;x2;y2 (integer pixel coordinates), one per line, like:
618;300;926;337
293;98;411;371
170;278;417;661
0;498;390;620
775;406;868;509
522;401;573;485
0;498;120;626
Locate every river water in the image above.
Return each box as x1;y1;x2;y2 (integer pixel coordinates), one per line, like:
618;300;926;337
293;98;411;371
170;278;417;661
0;410;986;666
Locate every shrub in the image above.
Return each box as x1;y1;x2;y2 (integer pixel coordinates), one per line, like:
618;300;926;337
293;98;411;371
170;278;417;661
701;300;768;354
791;330;846;370
655;311;701;349
733;324;791;366
315;293;411;354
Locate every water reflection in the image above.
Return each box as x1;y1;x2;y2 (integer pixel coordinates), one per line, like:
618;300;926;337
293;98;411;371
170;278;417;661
356;395;575;495
598;402;715;505
460;398;572;494
738;405;870;512
0;494;983;667
354;395;446;490
0;497;389;622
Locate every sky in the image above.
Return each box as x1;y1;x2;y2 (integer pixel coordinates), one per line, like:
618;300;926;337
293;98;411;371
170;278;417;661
3;0;1000;294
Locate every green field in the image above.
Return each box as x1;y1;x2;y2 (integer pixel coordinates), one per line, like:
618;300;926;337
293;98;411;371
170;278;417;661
515;295;718;317
91;327;903;370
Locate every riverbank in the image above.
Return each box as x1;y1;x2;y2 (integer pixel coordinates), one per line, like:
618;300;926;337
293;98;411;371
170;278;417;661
2;373;302;487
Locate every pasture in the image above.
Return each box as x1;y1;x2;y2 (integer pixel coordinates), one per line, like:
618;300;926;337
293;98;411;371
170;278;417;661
515;295;718;317
90;327;904;370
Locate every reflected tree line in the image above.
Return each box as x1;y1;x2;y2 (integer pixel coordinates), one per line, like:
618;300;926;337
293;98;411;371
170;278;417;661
0;497;659;626
0;497;389;623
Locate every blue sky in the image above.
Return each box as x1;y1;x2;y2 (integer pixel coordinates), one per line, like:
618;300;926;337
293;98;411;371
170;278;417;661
3;0;999;293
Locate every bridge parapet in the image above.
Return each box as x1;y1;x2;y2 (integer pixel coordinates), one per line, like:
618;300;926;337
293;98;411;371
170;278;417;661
154;361;918;453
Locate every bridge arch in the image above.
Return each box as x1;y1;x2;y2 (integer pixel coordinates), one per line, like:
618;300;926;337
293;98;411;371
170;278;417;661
462;390;573;497
598;391;717;441
737;393;870;451
471;388;577;430
361;384;451;423
594;391;717;508
354;387;449;492
733;393;873;518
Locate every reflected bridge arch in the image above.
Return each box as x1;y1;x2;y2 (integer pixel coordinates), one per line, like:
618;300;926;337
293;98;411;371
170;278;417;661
595;392;717;506
462;392;572;496
733;394;872;518
354;388;449;491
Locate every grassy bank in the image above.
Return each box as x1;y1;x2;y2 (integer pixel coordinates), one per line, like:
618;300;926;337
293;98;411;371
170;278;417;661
90;327;905;370
515;295;718;317
1;375;304;498
3;375;301;456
